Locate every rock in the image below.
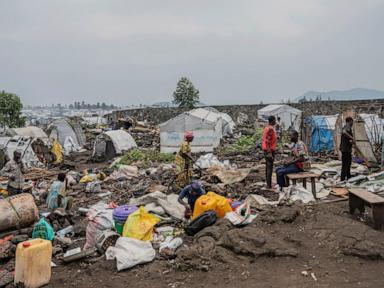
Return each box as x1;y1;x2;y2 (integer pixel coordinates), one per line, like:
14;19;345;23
194;219;233;241
73;222;87;237
259;206;300;224
11;234;29;245
55;236;73;246
342;240;384;259
0;270;13;287
0;241;15;260
52;245;63;255
219;227;298;258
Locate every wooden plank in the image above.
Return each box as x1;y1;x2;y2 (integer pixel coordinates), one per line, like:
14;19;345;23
287;172;320;180
349;188;384;204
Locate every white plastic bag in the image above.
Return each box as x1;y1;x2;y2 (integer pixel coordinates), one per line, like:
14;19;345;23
106;237;155;271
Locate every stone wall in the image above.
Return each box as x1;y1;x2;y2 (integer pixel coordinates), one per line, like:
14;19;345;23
107;99;384;124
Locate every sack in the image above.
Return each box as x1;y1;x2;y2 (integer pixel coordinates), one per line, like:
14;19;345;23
32;218;55;241
122;207;160;241
105;237;156;271
185;210;217;236
83;203;114;250
192;192;232;219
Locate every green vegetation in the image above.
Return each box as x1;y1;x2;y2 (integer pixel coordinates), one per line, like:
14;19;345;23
221;135;257;153
119;149;174;167
0;91;26;128
172;77;200;108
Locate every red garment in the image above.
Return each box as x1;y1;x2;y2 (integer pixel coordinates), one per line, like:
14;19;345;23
262;125;277;151
295;161;304;170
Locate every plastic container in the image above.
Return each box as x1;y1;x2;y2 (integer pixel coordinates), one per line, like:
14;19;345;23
192;192;232;219
113;205;138;235
14;238;52;288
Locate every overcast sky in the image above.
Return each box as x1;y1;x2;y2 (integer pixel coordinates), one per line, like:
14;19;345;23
0;0;383;106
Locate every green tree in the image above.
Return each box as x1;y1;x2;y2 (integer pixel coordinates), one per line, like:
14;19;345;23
0;91;26;128
172;77;200;108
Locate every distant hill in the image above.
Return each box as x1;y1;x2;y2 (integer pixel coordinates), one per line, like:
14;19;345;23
296;88;384;102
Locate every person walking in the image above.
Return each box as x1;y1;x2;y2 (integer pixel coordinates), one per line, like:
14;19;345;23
262;116;277;189
174;131;194;188
340;117;355;181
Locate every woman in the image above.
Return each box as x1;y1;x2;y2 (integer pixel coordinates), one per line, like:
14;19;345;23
174;131;194;188
276;130;308;190
46;173;73;211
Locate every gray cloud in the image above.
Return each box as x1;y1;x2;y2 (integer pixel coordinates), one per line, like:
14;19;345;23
0;0;383;106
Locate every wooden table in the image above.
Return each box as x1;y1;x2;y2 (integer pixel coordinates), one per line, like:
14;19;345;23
349;188;384;229
286;172;320;199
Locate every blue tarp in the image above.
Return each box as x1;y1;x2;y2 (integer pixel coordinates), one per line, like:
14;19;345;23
307;116;334;153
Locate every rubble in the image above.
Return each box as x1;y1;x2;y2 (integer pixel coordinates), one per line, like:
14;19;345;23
1;112;384;287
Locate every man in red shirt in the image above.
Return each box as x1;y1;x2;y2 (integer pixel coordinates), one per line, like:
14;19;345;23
262;116;277;189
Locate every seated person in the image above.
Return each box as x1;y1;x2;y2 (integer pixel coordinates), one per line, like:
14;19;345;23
46;173;73;211
276;130;308;190
178;180;205;218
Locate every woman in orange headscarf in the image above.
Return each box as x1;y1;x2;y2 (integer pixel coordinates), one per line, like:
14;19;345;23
174;131;194;188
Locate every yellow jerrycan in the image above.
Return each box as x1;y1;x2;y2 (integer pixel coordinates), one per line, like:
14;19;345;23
14;238;52;288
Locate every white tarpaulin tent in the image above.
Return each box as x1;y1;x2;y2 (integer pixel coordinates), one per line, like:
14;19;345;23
92;130;137;161
0;136;44;167
257;104;302;131
359;114;383;145
9;126;48;139
159;108;235;153
335;111;379;164
48;118;86;154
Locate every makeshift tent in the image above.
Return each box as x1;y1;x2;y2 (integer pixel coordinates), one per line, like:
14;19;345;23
48;118;86;154
335;111;378;164
0;136;46;167
9;126;48;139
82;116;107;126
257;104;302;131
159;108;235;153
304;115;337;153
359;114;383;145
92;130;137;161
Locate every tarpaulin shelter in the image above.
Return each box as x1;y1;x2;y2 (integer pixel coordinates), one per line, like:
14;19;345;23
9;126;48;139
359;114;383;145
92;130;137;162
257;104;302;131
159;108;235;153
335;111;379;164
0;136;46;167
1;126;53;167
48;118;86;154
304;115;337;153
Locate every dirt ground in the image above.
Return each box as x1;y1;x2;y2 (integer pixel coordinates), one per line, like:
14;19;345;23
48;202;384;288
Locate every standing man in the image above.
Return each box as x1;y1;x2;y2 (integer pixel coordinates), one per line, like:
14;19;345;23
340;117;355;181
262;116;277;189
0;150;27;196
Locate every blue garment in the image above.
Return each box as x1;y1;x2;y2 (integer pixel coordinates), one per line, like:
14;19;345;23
178;185;205;210
46;181;65;210
276;164;302;189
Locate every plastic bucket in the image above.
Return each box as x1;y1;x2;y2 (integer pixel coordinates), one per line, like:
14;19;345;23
113;205;138;235
114;220;125;235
